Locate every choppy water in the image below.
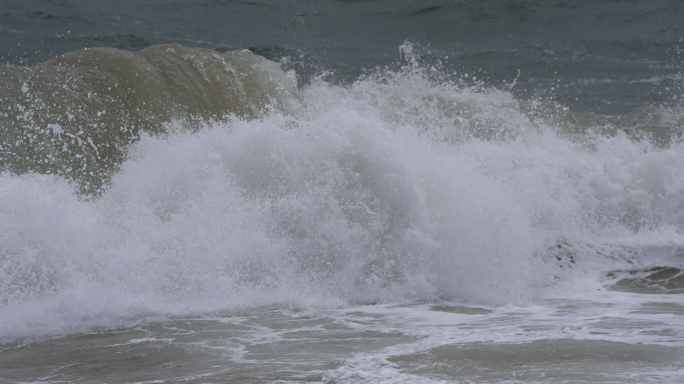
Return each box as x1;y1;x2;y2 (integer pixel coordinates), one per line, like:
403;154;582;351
1;1;684;383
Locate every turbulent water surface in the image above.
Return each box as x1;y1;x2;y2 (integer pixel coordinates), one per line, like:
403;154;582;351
1;1;684;383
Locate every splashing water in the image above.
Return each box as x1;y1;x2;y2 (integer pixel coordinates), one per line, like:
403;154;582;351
1;44;684;349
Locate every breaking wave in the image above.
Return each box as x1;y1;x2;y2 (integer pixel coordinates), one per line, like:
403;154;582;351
1;44;684;342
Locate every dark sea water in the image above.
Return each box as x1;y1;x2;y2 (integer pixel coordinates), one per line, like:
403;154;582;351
1;1;684;383
3;0;683;113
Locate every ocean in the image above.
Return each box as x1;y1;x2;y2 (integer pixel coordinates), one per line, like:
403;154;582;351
1;1;684;383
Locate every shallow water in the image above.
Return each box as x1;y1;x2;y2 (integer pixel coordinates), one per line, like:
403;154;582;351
3;296;684;383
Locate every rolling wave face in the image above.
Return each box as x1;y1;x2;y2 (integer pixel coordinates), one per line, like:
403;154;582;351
1;45;684;342
0;44;300;194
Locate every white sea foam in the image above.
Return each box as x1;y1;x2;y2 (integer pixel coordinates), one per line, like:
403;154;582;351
1;61;684;343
